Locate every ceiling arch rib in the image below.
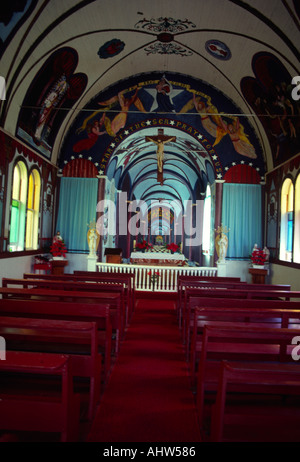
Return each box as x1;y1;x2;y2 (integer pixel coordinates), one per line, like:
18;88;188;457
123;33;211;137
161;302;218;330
105;126;215;207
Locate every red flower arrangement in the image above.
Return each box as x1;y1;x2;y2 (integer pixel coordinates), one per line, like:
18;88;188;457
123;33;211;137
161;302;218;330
135;240;152;252
50;239;67;258
250;247;267;266
167;242;180;254
148;270;160;283
148;270;160;290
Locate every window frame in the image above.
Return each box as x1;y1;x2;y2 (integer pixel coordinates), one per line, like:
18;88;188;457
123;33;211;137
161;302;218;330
9;159;28;252
279;175;297;264
25;167;41;250
8;158;42;254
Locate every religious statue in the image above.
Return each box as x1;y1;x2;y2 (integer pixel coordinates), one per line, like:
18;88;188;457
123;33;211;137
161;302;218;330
87;220;100;257
215;224;229;263
53;231;63;243
146;129;176;184
263;246;270;262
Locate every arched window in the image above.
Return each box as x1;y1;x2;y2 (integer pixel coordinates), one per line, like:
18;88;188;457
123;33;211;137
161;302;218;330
9;160;28;251
25;168;41;249
280;178;294;262
294;174;300;263
202;184;212;253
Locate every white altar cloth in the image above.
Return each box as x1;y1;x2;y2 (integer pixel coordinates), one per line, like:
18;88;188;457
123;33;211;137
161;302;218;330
131;251;185;261
130;251;186;266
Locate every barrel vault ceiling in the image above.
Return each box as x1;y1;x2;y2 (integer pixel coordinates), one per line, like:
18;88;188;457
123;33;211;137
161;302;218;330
1;0;299;206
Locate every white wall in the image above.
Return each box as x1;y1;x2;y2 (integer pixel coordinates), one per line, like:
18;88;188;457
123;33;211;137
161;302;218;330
0;255;34;280
223;260;253;283
0;253;92;280
269;264;300;291
62;253;91;273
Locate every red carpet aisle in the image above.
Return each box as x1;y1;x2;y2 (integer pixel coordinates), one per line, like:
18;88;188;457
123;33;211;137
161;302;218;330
87;296;202;442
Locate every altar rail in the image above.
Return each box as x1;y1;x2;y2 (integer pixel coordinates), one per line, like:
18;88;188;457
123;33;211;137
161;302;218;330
96;262;218;292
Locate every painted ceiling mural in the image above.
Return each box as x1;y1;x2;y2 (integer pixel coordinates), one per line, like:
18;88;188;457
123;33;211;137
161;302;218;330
241;52;300;168
60;70;265;196
17;47;88;159
0;0;38;58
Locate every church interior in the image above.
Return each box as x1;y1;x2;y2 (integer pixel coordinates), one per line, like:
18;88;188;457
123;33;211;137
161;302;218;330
0;0;300;444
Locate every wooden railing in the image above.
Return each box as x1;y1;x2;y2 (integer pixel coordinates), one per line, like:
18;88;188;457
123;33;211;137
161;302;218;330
96;262;218;292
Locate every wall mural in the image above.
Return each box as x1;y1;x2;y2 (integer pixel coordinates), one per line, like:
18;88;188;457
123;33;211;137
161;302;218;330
17;47;87;159
60;72;264;182
0;0;38;57
241;52;300;167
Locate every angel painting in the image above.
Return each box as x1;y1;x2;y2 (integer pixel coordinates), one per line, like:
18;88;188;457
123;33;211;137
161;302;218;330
73;113;106;152
74;87;146;145
215;116;257;159
180;93;224;138
98;87;146;136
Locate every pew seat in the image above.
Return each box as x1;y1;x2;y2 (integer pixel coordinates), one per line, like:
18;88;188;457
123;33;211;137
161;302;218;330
196;325;299;435
0;298;112;385
0;351;80;442
211;361;300;442
190;305;300;383
0;286;121;353
182;288;300;355
0;316;102;420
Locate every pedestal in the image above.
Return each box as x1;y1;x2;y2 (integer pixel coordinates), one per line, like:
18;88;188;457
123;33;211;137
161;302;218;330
87;256;97;272
51;259;68;275
217;261;227;277
249;267;267;284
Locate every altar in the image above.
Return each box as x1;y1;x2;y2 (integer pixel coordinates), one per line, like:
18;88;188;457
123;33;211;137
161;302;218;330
130;251;185;266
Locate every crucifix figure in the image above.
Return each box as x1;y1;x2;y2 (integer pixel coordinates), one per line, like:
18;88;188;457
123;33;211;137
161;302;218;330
146;129;176;185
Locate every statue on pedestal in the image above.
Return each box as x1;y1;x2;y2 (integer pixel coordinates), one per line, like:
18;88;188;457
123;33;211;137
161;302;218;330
87;220;100;257
215;224;230;263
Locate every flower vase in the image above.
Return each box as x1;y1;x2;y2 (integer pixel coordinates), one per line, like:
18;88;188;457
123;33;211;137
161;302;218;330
52;256;65;260
252;264;265;269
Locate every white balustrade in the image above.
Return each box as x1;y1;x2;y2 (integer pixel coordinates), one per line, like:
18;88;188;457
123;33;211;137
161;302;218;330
96;262;218;292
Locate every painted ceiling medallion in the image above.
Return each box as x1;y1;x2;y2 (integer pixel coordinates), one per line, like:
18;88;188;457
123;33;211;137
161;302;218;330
144;42;192;56
157;32;174;43
98;39;125;59
205;39;231;60
135;17;196;34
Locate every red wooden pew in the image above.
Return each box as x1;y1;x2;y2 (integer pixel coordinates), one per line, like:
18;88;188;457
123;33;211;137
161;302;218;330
177;275;243;324
0;298;112;384
0;285;122;353
179;281;291;334
190;304;300;385
2;277;126;341
0;351;80;442
74;270;136;322
196;324;299;434
182;286;297;352
0;316;102;421
24;271;135;325
211;360;300;442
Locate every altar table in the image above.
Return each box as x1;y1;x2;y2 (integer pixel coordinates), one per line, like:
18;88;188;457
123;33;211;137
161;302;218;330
130;251;185;266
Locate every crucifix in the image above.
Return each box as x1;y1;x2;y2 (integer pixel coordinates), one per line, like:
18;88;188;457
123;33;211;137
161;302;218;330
146;129;176;185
